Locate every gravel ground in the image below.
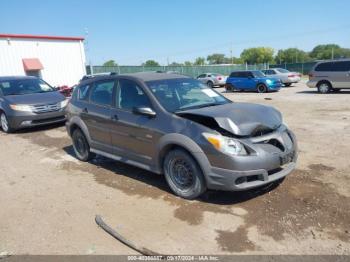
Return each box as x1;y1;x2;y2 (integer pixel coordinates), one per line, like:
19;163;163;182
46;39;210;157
0;82;349;255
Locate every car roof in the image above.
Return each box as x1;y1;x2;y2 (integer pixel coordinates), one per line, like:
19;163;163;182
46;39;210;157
80;72;190;85
0;76;38;81
121;72;190;82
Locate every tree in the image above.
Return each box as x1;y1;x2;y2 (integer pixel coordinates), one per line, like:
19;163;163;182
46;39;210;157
240;47;274;64
143;60;160;67
310;44;350;60
184;61;193;66
207;53;226;64
103;60;118;66
169;62;183;66
194;57;206;65
275;48;311;64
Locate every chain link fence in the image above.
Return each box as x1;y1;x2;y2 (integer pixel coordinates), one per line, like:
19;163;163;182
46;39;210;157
86;62;317;77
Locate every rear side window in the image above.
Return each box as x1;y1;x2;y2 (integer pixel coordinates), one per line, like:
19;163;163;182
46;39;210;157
315;62;333;72
230;72;240;77
77;84;90;100
332;61;350;72
90;80;115;106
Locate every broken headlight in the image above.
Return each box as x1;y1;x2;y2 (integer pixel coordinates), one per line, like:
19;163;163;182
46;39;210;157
203;133;247;156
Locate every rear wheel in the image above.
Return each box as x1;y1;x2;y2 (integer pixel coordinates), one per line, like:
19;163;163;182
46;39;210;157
72;128;95;161
257;84;268;93
207;81;214;88
163;149;206;199
317;81;331;94
225;83;235;92
0;112;13;133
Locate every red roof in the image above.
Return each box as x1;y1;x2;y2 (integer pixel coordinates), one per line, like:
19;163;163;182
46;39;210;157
0;33;84;41
22;58;44;71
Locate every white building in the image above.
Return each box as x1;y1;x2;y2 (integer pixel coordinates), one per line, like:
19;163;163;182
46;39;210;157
0;33;86;86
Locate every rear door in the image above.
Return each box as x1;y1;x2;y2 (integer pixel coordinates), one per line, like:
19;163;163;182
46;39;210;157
110;78;157;167
84;79;115;153
332;61;350;88
228;72;242;88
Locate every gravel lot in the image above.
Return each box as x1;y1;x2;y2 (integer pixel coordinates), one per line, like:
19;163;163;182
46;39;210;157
0;82;349;255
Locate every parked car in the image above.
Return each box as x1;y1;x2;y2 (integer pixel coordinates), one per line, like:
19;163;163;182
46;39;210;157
0;76;68;133
262;68;301;87
197;73;227;88
307;59;350;93
225;70;282;93
65;72;297;199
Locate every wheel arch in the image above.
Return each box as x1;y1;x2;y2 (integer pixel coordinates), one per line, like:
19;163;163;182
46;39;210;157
156;134;212;180
317;80;333;88
67;116;92;144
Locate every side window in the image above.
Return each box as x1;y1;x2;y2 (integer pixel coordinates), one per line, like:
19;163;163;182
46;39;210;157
315;62;333;72
269;70;276;75
117;79;151;110
77;84;90;101
90;80;115;106
333;61;350;72
198;74;206;78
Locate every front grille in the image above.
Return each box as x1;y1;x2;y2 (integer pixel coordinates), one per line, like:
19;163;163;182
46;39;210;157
31;116;65;124
32;103;61;113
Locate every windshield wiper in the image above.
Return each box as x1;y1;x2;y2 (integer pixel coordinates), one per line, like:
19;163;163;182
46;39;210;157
176;102;224;112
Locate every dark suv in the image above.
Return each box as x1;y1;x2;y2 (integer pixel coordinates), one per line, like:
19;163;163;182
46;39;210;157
66;72;297;199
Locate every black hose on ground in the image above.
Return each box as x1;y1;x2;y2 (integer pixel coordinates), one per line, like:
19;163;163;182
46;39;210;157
95;215;163;256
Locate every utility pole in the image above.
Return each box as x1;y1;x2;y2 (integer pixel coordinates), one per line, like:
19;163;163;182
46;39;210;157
331;47;334;60
230;42;233;64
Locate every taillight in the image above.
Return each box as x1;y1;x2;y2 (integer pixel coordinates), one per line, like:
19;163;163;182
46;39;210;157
217;77;222;80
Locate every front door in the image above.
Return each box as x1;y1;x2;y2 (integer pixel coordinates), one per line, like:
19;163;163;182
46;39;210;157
83;79;115;153
110;78;156;167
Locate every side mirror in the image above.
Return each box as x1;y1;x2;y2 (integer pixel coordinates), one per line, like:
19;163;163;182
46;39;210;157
132;107;156;118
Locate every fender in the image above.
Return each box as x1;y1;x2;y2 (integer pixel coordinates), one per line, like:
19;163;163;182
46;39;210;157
67;116;92;144
155;133;212;180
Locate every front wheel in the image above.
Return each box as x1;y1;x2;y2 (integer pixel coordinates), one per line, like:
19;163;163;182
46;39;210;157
225;83;235;92
257;84;268;93
284;83;292;87
163;149;206;199
1;112;14;133
72;128;95;161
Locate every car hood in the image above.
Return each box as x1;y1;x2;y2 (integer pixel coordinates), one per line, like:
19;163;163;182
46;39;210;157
4;91;65;105
177;102;282;137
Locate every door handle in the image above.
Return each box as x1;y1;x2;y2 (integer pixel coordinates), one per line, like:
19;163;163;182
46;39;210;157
82;108;88;113
111;114;119;121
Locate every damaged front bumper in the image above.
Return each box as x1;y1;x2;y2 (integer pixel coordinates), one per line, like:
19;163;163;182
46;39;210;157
204;125;298;191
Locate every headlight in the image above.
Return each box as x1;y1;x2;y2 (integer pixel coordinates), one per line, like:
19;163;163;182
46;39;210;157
10;104;33;112
203;133;247;156
60;99;69;108
266;79;273;85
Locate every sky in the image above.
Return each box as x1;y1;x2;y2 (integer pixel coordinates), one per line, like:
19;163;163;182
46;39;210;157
1;0;349;65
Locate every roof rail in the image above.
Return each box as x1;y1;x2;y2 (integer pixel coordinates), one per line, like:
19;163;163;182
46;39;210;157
80;72;118;82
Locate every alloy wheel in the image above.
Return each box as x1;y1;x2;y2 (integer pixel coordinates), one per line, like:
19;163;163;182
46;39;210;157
1;113;9;132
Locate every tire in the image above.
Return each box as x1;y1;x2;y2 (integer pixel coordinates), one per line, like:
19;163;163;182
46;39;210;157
163;149;206;199
225;83;235;92
0;112;14;133
317;81;331;94
284;83;292;87
207;81;214;88
72;128;95;162
257;84;268;93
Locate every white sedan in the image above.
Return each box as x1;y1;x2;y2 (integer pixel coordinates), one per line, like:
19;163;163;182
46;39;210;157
262;68;301;87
